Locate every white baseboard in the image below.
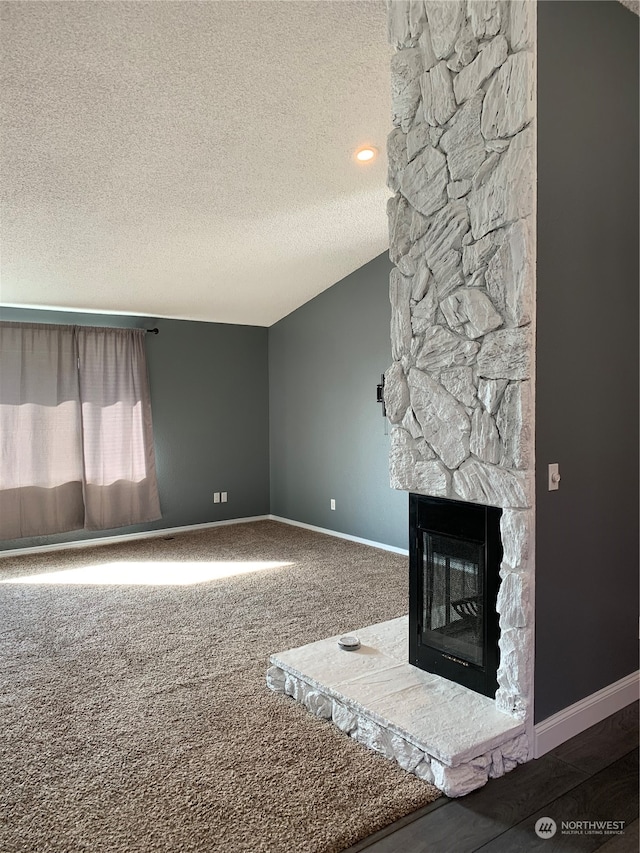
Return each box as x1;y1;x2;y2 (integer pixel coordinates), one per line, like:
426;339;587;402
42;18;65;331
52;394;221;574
533;670;639;758
268;515;409;556
0;515;271;558
1;514;408;559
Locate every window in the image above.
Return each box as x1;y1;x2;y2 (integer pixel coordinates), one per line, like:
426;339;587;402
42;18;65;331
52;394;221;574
0;322;161;539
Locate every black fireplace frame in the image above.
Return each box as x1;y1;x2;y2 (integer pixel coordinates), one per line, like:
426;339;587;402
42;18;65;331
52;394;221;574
409;493;502;698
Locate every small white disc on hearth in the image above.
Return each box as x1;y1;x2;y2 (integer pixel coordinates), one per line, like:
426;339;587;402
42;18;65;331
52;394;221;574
338;635;360;651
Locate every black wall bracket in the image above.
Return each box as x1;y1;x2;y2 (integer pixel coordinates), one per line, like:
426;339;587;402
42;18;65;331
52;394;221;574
376;373;386;417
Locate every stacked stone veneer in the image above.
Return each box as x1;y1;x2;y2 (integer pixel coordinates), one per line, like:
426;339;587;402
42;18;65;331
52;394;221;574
267;664;528;797
384;1;536;724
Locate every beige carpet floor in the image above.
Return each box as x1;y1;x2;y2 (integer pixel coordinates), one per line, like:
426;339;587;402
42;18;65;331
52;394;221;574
0;520;440;853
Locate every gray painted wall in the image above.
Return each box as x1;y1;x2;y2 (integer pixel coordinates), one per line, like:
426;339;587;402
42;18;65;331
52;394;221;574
269;253;408;550
535;1;639;722
0;307;270;550
2;256;405;554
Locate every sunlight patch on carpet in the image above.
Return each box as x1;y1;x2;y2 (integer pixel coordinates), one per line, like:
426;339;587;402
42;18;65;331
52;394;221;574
0;559;294;585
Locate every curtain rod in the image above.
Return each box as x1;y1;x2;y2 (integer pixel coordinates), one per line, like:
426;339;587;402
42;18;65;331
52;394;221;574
146;328;159;335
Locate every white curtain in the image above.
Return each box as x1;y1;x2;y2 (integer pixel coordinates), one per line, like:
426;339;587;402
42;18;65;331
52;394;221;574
76;327;161;530
0;322;161;540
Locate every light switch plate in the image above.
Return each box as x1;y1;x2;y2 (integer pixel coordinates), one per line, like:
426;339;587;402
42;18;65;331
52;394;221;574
548;463;560;491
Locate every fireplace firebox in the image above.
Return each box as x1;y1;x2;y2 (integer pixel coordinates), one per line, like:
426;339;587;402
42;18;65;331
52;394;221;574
409;494;502;698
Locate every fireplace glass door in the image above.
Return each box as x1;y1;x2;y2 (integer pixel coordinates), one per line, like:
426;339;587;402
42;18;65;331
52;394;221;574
423;532;484;668
409;494;501;698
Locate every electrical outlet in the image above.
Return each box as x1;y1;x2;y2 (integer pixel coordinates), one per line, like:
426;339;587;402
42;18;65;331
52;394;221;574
213;492;220;503
221;492;228;503
330;499;336;510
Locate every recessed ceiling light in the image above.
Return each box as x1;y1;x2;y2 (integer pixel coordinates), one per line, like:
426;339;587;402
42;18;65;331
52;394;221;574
355;146;378;163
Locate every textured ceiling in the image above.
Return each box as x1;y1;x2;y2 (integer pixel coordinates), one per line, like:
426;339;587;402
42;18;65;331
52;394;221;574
0;0;392;326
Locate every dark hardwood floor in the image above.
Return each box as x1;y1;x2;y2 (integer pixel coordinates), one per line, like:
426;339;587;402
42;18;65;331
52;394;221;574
346;701;638;853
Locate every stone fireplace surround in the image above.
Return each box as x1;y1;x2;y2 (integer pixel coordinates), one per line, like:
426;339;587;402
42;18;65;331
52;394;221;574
267;0;536;797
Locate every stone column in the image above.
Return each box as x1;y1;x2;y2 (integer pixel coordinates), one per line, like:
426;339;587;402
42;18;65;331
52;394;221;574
386;0;536;723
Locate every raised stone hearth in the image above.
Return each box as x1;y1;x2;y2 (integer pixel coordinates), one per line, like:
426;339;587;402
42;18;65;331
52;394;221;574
267;617;527;797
